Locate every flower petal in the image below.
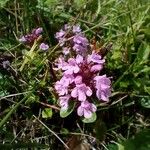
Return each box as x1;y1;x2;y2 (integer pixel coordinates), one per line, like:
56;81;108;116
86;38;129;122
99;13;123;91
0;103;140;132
78;91;86;101
84;110;92;118
71;87;78;98
86;87;92;96
77;106;84;116
90;64;103;72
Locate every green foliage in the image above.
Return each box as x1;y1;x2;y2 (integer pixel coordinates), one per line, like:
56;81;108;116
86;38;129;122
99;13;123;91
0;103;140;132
0;0;10;7
42;108;53;118
123;129;150;150
140;97;150;108
74;0;87;9
108;130;150;150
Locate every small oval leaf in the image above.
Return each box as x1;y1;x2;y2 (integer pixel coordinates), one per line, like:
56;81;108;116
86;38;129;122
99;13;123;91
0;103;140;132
141;97;150;108
60;101;75;118
82;113;97;123
42;108;53;118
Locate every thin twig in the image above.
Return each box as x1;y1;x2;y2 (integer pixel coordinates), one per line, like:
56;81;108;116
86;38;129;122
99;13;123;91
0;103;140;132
110;95;128;106
0;91;31;101
33;115;70;149
39;101;60;111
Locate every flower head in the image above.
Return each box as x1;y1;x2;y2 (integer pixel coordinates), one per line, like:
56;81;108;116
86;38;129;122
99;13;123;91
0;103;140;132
94;75;111;101
54;25;112;120
19;27;43;46
55;24;89;55
77;101;97;118
73;25;81;33
59;95;71;110
39;43;49;51
71;83;92;101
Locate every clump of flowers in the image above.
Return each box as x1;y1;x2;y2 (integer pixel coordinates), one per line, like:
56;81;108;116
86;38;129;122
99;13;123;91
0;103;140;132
19;27;49;50
55;24;89;55
54;24;111;121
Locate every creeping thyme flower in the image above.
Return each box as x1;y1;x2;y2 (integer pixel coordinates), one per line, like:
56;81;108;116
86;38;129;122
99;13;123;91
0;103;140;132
33;27;43;35
55;24;89;55
73;34;89;54
77;101;97;118
54;52;111;118
19;27;43;45
39;43;49;51
59;95;71;110
94;75;111;101
54;24;112;120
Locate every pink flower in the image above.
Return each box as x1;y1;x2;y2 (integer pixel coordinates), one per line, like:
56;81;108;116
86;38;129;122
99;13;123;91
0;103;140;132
77;101;97;118
71;83;92;101
54;57;68;70
35;27;43;35
59;95;71;110
54;24;112;121
19;27;43;46
55;77;69;96
75;55;83;64
55;29;65;39
19;36;27;42
73;25;81;33
63;58;80;75
94;75;111;101
39;43;49;51
87;52;105;64
90;64;103;72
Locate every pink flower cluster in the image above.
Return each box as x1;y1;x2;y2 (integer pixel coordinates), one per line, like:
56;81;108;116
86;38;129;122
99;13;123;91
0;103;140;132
19;27;49;51
55;52;111;118
55;24;89;55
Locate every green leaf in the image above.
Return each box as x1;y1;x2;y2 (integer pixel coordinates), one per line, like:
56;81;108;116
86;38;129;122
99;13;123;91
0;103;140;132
82;113;97;123
60;101;75;118
60;128;69;135
107;144;119;150
45;0;58;6
140;97;150;108
117;143;125;150
137;43;150;62
0;0;10;7
42;108;53;118
74;0;87;9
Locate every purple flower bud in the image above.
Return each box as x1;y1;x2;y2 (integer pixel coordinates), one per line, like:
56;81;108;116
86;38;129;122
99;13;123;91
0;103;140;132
19;36;27;43
35;27;43;35
87;52;105;64
73;25;81;33
39;43;49;51
55;29;66;39
19;27;43;46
